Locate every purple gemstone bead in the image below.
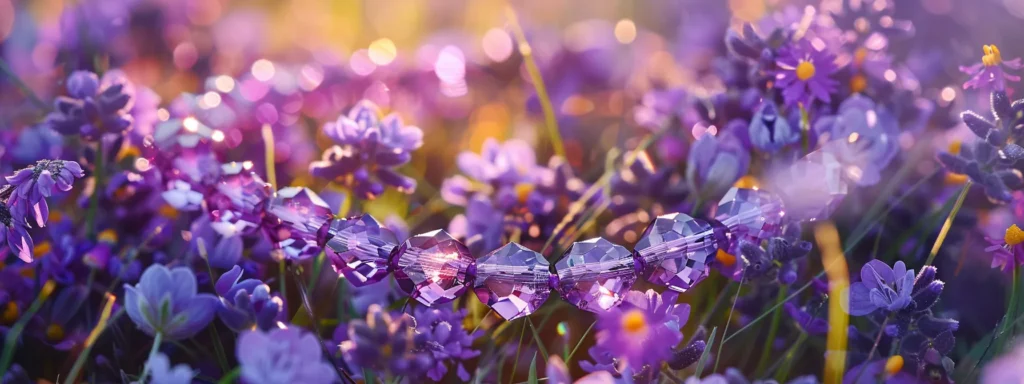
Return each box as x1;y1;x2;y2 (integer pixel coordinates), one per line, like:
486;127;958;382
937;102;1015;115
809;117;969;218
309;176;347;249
323;214;398;287
635;213;726;292
711;187;784;246
389;229;475;306
770;149;847;221
552;238;636;312
207;162;271;235
264;187;333;260
473;243;551;321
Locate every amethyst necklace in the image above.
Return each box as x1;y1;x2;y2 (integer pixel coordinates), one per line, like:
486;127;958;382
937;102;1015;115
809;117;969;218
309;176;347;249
190;147;848;322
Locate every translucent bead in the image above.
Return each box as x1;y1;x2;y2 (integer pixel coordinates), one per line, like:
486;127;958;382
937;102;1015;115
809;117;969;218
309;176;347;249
264;187;333;260
770;149;847;221
389;229;475;306
323;214;398;287
473;243;551;320
207;162;271;235
635;213;726;292
711;187;784;246
551;238;636;312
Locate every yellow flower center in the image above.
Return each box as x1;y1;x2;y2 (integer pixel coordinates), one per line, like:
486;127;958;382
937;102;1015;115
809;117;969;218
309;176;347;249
796;61;816;81
884;355;904;376
158;204;180;219
734;175;759;189
380;344;393;358
850;75;867;94
621;309;648;334
982;44;1003;67
515;183;535;204
716;249;737;267
2;302;19;324
46;323;65;342
947;140;962;155
853;48;868;67
33;241;52;258
1005;224;1024;246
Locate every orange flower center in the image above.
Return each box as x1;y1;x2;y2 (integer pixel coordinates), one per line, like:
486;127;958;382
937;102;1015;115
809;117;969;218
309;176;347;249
46;323;65;342
796;61;816;81
621;309;648;334
1005;224;1024;246
982;44;1003;67
2;302;18;324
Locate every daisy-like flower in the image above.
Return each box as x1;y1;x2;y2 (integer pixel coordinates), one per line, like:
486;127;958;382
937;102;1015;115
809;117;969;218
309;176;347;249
774;39;839;108
589;290;689;372
984;224;1024;271
960;44;1022;91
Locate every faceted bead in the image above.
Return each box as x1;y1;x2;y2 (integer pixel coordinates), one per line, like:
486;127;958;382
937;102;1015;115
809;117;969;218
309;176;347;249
207;162;271;235
635;213;726;292
389;229;475;306
473;243;551;320
711;187;784;246
264;187;334;260
771;149;847;221
323;214;398;287
552;238;636;312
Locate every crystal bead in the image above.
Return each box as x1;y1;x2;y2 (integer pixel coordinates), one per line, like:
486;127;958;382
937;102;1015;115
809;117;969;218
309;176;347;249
552;238;636;312
711;187;784;246
770;149;847;221
635;213;727;292
207;162;271;235
473;243;551;320
323;214;398;287
389;229;475;306
264;187;333;260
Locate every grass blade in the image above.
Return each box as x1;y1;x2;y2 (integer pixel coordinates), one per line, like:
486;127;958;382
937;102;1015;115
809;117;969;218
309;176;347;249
694;326;718;378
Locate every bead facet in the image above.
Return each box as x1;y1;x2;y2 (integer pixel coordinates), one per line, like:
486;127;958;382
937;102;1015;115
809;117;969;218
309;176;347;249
770;149;847;221
208;162;271;235
473;243;551;321
635;213;725;292
323;214;398;286
264;187;334;260
389;229;475;306
712;187;784;247
552;237;636;312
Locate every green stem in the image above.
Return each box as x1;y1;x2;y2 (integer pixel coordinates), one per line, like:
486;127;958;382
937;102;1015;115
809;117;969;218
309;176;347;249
85;144;105;239
773;331;807;382
714;274;745;373
139;332;164;382
924;181;971;266
755;286;787;376
505;7;565;158
0;281;55;377
216;368;241;384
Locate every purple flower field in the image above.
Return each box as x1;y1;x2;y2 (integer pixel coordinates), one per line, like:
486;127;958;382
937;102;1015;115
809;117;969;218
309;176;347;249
3;0;1024;383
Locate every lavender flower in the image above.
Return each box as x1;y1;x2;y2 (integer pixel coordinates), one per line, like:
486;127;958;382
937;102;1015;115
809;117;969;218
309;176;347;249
340;304;433;378
937;91;1024;202
310;100;423;199
686;132;749;199
588;290;689;371
960;45;1022;91
812;95;899;186
237;327;338;384
0;202;33;262
214;265;284;332
44;70;133;140
774;39;839;107
740;236;813;285
146;353;195;384
847;260;915;316
412;306;481;381
124;264;218;340
5;159;85;227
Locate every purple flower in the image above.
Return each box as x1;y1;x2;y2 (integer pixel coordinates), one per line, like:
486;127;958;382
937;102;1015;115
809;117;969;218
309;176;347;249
0;202;33;263
774;39;839;107
123;264;218;340
310;100;423;199
831;0;913;46
340;304;433;378
812;95;899;186
607;150;688;215
685;132;749;199
6;159;85;228
960;45;1022;91
685;368;816;383
588;290;689;371
214;265;284;332
748;101;800;152
237;326;338;384
982;342;1024;384
44;70;133;140
985;224;1024;271
937;91;1024;202
29;285;88;351
547;355;632;384
146;353;195;384
411;306;481;381
847;260;914;316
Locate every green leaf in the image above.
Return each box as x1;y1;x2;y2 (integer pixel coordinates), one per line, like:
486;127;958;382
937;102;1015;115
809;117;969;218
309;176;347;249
528;352;539;384
694;327;717;378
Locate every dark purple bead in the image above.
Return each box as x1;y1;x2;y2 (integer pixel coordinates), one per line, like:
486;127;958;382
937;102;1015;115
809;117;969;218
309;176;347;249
771;149;847;221
635;213;723;292
324;214;398;287
389;229;475;306
552;237;636;312
473;243;551;321
711;187;784;246
264;187;333;260
207;162;271;235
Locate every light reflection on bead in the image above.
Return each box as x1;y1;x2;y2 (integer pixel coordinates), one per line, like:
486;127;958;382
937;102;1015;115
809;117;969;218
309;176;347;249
389;229;475;306
473;243;551;321
552;238;636;312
